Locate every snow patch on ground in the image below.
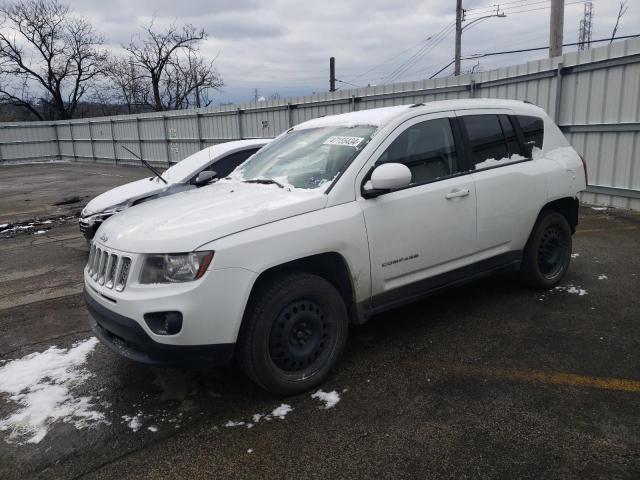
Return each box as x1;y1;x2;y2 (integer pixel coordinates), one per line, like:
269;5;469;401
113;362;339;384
571;253;580;258
224;403;293;429
597;274;608;280
224;420;245;427
0;338;105;444
554;285;588;296
591;206;608;211
311;389;341;409
271;403;292;419
122;413;143;432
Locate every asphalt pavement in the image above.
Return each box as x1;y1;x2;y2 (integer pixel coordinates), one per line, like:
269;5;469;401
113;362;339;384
0;163;639;479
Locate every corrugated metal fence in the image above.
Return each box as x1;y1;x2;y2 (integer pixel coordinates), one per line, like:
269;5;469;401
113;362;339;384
1;38;640;209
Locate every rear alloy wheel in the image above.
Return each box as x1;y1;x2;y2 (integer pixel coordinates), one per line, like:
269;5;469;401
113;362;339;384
520;210;572;288
238;272;348;395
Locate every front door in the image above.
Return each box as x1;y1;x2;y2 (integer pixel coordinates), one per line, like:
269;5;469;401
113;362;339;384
358;113;477;308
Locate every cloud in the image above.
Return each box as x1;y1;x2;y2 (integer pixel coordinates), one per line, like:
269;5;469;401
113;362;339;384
62;0;640;104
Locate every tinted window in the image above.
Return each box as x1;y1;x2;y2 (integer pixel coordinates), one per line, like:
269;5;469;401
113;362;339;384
207;148;260;178
499;115;521;156
378;118;459;185
517;115;544;150
462;115;509;164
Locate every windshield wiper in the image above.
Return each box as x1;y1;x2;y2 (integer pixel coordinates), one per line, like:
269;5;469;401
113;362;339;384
121;146;168;185
243;178;285;188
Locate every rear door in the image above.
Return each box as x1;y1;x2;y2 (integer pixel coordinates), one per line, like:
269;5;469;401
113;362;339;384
358;113;478;306
457;110;547;254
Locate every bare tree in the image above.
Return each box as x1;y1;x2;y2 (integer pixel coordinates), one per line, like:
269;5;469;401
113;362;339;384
102;57;150;113
162;51;223;109
0;0;106;120
124;20;222;111
610;1;629;43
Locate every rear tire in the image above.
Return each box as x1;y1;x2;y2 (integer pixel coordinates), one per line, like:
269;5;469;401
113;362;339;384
237;272;348;395
520;210;572;288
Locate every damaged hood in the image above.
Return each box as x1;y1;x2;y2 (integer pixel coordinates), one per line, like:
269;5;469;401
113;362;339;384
96;180;328;253
82;177;168;216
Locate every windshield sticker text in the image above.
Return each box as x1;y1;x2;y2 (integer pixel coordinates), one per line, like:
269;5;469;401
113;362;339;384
323;136;365;148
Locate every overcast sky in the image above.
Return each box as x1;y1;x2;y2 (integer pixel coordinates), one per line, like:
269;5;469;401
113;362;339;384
68;0;638;104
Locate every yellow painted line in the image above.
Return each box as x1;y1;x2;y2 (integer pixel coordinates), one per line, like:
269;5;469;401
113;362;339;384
442;363;640;393
577;225;638;234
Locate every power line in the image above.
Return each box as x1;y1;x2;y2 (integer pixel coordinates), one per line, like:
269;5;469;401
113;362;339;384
335;78;362;88
465;33;640;59
382;22;456;84
381;22;455;83
466;0;532;13
346;35;443;84
428;33;639;80
466;0;588;19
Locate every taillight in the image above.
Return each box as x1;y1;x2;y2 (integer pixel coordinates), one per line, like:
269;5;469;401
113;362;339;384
579;154;588;185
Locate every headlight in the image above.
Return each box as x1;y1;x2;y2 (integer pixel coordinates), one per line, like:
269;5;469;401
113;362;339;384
139;251;214;283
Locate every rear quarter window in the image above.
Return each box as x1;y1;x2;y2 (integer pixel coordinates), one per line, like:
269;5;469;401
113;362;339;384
516;115;544;150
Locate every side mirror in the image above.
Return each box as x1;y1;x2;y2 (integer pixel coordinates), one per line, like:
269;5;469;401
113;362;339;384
362;163;412;198
194;170;217;187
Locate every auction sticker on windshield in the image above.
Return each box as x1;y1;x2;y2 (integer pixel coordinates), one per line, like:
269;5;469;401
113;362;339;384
323;136;365;147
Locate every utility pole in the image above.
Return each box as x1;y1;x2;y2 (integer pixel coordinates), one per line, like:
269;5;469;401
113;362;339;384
329;57;336;92
549;0;565;57
454;0;463;76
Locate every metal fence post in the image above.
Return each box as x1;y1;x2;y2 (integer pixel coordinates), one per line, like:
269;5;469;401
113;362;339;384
196;112;203;150
161;115;171;165
351;95;356;112
237;108;243;139
286;103;293;128
554;62;564;124
109;119;117;165
135;117;144;164
69;123;77;162
53;122;62;161
88;121;96;162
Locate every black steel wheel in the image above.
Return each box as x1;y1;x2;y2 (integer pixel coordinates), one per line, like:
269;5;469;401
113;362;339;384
520;210;572;288
238;272;348;395
268;300;335;372
537;225;568;278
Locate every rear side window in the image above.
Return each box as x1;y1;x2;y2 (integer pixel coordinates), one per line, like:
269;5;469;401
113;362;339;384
378;118;459;185
499;115;521;156
516;115;544;150
461;115;509;165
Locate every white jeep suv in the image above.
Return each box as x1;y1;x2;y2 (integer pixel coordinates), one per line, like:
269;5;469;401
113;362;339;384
84;99;587;394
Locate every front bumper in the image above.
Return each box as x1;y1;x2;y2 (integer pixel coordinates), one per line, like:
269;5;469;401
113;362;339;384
85;289;235;367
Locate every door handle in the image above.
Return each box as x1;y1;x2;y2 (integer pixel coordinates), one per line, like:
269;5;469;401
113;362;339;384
445;188;470;199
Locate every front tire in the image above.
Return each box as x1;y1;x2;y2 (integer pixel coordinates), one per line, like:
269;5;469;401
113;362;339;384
238;272;348;395
520;210;572;288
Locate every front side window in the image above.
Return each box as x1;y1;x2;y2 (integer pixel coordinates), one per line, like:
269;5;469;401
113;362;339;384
203;148;259;178
377;118;459;185
235;126;376;189
462;114;526;170
516;115;544;151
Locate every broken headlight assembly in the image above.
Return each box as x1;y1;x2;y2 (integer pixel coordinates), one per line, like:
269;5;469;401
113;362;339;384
139;252;214;283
